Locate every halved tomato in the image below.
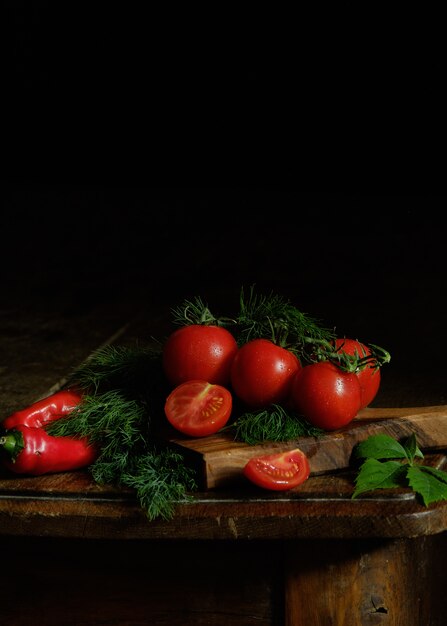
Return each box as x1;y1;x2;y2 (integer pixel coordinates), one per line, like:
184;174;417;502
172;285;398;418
243;448;310;491
164;380;232;437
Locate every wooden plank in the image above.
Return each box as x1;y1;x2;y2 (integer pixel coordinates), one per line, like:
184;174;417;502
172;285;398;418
170;405;447;489
285;534;447;626
1;457;447;540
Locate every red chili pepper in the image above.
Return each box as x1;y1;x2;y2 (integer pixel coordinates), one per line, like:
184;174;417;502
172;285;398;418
0;424;98;475
1;389;83;431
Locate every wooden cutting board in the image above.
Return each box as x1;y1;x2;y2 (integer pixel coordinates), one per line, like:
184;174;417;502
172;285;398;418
170;405;447;489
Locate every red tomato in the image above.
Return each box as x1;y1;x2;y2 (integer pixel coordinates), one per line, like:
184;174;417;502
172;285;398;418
243;448;310;491
164;379;232;437
290;361;362;430
334;338;381;408
230;339;301;409
162;325;238;387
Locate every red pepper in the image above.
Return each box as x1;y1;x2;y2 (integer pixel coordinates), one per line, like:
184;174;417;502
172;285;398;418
1;389;83;431
0;424;98;475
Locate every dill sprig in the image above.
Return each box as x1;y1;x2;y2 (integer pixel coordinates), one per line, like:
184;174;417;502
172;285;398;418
236;285;335;358
47;390;148;456
47;390;147;442
46;387;198;521
64;344;171;434
232;404;324;445
66;344;166;398
171;296;236;328
119;447;197;521
46;360;197;520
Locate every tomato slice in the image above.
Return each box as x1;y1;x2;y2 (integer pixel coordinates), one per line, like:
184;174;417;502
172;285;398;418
243;448;310;491
164;380;232;437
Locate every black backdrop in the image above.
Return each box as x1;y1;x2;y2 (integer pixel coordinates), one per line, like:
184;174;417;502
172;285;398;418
2;185;446;401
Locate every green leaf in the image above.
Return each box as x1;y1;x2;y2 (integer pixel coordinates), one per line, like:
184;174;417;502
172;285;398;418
352;459;406;498
417;465;447;485
402;433;424;463
354;434;408;460
407;466;447;506
351;431;447;507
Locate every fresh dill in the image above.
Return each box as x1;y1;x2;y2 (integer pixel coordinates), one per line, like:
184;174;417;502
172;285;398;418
48;390;148;446
119;447;197;521
66;344;166;399
235;285;335;358
232;404;324;445
47;346;198;521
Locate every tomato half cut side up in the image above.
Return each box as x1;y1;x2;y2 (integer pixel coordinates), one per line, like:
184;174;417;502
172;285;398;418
164;380;233;437
243;448;310;491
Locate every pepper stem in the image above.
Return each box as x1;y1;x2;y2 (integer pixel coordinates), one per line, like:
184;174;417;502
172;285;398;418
0;431;25;460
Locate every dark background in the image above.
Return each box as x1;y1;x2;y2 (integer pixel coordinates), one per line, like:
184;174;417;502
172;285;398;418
2;185;446;405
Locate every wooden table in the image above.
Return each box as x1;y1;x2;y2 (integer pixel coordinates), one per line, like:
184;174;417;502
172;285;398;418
1;299;446;626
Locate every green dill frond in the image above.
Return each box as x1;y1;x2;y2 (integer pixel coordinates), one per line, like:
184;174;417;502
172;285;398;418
66;344;165;398
46;388;197;520
119;447;198;521
46;389;197;519
236;285;335;355
90;446;137;486
46;390;148;445
232;404;323;445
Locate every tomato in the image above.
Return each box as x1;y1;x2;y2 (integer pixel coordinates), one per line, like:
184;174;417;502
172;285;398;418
230;338;301;409
162;325;238;387
290;361;362;430
243;448;310;491
164;379;233;437
334;338;381;408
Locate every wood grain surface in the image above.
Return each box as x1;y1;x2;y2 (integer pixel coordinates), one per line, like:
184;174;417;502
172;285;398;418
170;404;447;489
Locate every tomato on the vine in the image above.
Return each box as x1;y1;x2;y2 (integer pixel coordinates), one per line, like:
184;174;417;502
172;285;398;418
162;325;238;387
290;361;362;430
230;338;301;409
243;448;310;491
333;338;381;408
164;379;232;437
